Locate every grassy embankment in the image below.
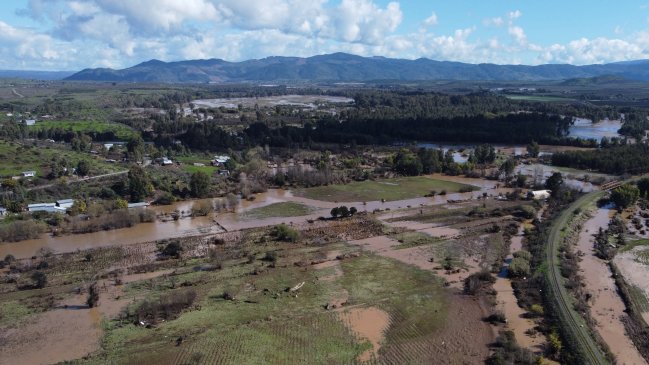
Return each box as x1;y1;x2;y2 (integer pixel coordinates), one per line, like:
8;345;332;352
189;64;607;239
545;191;609;365
293;176;478;202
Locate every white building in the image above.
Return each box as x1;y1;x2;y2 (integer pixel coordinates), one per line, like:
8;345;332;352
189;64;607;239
529;190;551;200
0;207;6;216
28;203;65;213
213;155;230;166
127;202;149;209
161;158;173;165
56;199;75;209
22;171;36;178
24;119;36;126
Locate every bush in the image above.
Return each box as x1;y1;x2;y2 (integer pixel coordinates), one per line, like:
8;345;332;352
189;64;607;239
530;303;544;316
485;311;507;324
87;282;99;308
262;251;278;263
509;257;531;277
128;289;197;325
161;241;183;259
272;224;299;242
512;250;532;261
31;271;47;288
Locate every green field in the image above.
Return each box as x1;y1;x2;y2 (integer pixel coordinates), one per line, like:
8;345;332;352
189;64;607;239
80;249;448;364
242;202;317;219
28;120;137;140
292;176;478;202
0;140;123;177
504;94;574;102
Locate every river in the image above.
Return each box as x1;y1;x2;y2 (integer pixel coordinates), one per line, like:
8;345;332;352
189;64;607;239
0;177;509;259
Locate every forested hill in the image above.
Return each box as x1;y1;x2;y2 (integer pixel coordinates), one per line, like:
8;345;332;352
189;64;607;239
66;53;649;83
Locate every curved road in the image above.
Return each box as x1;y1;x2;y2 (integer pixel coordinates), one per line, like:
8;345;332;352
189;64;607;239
545;191;609;365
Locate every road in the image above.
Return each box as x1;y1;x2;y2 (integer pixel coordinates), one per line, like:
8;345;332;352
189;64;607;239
27;170;128;191
11;88;24;98
545;190;609;365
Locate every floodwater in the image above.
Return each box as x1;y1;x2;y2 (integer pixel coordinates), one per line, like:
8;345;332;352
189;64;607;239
493;225;546;353
0;175;507;259
515;164;601;192
568;118;622;141
192;95;354;109
578;208;646;365
339;307;390;363
614;247;649;325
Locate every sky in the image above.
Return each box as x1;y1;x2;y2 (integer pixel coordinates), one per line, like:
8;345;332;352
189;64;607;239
2;0;649;70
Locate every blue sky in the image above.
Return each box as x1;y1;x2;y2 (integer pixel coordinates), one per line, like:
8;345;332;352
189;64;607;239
1;0;649;70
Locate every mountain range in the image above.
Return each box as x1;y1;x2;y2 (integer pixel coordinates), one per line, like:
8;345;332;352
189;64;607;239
53;53;649;83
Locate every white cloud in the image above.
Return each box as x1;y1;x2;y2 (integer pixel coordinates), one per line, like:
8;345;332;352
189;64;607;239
4;1;649;70
508;25;527;45
424;12;437;26
483;17;503;27
508;10;522;21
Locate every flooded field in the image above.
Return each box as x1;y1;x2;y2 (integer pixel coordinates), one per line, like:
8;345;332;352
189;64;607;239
577;208;646;364
0;176;509;259
192;95;354;109
568;118;622;141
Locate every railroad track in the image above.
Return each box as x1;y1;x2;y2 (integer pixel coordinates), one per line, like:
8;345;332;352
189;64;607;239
545;191;609;365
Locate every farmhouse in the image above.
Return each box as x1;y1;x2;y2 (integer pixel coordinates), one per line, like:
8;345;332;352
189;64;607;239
28;203;65;213
127;202;149;209
529;190;551;200
56;199;75;209
212;155;231;166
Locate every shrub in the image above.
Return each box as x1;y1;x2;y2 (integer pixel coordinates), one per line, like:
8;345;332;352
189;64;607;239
161;241;183;259
262;251;278;263
530;304;544;316
87;282;99;308
512;250;532;261
272;224;299;242
31;271;47;288
129;289;197;325
509;257;531;277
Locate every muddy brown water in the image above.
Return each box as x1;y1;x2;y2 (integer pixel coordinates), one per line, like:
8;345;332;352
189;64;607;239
578;208;646;365
0;178;505;259
339;307;390;363
493;225;546;353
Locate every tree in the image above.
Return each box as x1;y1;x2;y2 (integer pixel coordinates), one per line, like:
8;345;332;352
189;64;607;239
330;207;340;218
611;184;640;209
128;165;152;202
499;158;516;182
349;207;358;216
31;271;47;288
526;141;540;158
637;177;649;199
76;159;91;176
393;150;422;176
508;257;531;277
115;198;128;209
126;136;145;162
474;144;496;164
339;206;349;217
545;172;564;195
189;171;211;198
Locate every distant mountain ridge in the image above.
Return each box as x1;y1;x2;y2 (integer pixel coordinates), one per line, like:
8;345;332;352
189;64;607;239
65;53;649;83
0;70;75;80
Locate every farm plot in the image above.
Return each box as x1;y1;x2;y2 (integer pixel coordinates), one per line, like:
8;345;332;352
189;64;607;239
292;176;478;203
